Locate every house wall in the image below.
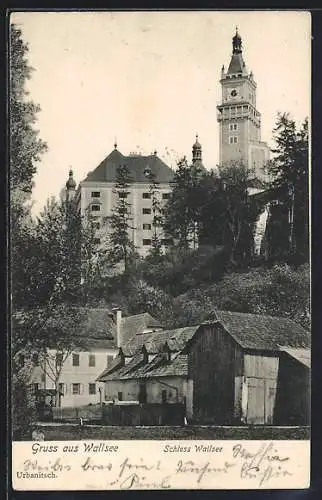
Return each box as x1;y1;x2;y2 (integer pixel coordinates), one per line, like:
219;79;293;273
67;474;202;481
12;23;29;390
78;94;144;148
188;323;243;424
104;379;140;402
146;377;186;404
104;377;186;405
79;181;171;257
31;348;118;407
274;355;310;425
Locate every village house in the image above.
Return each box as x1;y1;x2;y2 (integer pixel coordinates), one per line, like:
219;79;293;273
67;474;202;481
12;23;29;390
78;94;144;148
97;310;310;426
28;309;162;407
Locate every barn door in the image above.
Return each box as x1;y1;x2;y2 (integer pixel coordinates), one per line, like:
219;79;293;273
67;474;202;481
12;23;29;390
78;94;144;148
246;378;265;424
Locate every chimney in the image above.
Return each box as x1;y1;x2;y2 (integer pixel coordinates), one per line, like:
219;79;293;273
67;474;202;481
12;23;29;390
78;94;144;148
112;308;122;347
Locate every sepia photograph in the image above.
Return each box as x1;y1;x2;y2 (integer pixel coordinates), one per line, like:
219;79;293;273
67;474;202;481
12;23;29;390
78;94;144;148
10;10;311;490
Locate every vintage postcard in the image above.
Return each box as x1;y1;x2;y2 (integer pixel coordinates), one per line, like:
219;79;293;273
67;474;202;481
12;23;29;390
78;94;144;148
10;10;311;491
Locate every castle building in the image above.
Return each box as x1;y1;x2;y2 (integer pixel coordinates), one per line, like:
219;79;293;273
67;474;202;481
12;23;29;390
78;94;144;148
217;28;270;180
69;144;174;257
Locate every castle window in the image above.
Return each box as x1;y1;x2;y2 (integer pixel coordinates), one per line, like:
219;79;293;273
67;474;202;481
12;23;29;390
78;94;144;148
89;383;96;395
72;383;81;395
143;239;151;246
91;204;101;212
162;193;171;200
143;223;152;230
142;208;151;215
72;354;80;366
229;123;238;131
142;192;151;199
91;191;101;198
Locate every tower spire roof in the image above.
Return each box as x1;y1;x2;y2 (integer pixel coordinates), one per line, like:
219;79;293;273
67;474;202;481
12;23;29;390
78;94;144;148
66;168;76;189
232;26;242;54
227;27;247;75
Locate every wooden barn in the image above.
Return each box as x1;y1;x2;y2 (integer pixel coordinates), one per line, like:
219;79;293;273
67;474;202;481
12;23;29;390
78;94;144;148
97;310;310;426
183;311;310;425
274;347;311;425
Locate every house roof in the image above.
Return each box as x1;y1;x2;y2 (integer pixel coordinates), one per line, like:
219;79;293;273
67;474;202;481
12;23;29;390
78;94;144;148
120;313;163;347
14;307;161;352
141;354;188;378
102;351;188;381
211;310;310;352
99;349;147;381
82;148;174;185
281;347;311;369
121;325;200;356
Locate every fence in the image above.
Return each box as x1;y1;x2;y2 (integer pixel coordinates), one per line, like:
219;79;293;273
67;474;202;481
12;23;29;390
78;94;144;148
102;403;185;426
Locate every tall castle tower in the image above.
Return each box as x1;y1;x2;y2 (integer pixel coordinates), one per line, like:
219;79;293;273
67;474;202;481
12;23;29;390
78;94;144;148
217;28;269;179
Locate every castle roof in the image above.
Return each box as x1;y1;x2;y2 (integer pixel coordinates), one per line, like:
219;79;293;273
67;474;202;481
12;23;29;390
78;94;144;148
82;148;174;185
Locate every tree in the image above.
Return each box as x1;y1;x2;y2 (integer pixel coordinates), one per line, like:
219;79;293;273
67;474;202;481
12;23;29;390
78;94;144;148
10;23;47;433
10;23;47;226
198;163;265;266
266;113;309;262
147;170;163;258
163;157;203;249
13;305;88;406
105;164;136;273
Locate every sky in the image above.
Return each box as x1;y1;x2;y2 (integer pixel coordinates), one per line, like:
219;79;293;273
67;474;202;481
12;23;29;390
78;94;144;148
11;10;311;215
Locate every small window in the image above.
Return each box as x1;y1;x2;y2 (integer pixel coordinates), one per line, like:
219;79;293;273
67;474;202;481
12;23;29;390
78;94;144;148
143;223;152;230
162;238;173;246
162;193;170;200
72;354;80;366
92;222;100;230
91;204;101;212
143;239;151;246
118;192;128;199
142;192;151;199
91;191;101;198
56;353;63;367
18;354;25;366
33;383;39;393
58;382;65;395
118;392;123;401
93;237;101;245
72;383;80;395
106;355;114;368
162;389;167;403
229;123;238;131
89;383;96;395
229;136;238;144
89;354;96;367
142;208;151;214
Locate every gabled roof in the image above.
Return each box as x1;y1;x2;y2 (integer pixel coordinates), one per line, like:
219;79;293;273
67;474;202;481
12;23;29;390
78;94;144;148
120;313;163;347
82;148;174;184
121;325;200;357
281;347;311;369
99;349;147;381
212;310;310;352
